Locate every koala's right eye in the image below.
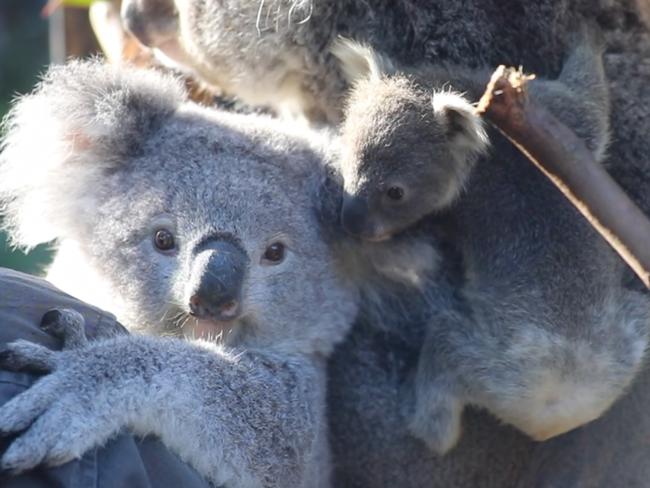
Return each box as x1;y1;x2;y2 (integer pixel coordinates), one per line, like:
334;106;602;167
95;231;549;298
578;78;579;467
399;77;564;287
153;228;176;252
386;186;405;201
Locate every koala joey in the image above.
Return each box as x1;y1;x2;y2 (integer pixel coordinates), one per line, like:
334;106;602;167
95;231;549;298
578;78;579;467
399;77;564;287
335;25;609;240
0;60;358;487
332;26;650;455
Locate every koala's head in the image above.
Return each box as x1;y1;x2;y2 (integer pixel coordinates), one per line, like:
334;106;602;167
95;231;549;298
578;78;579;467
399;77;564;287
120;0;346;124
0;60;357;356
332;40;488;241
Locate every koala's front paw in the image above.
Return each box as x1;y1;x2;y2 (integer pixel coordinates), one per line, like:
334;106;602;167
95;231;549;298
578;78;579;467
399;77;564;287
0;309;87;375
409;388;463;455
40;308;88;349
0;334;123;473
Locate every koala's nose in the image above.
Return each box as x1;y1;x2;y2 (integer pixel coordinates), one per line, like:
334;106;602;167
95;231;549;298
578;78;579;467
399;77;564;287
188;240;248;322
341;195;369;237
121;0;178;48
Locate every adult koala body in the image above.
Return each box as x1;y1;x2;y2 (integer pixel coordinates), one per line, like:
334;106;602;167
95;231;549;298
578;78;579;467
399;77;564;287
118;0;642;123
0;61;359;487
332;26;649;456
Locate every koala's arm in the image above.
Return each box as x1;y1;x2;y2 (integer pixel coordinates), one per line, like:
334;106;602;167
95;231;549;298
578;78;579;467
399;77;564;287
527;24;610;160
0;334;322;488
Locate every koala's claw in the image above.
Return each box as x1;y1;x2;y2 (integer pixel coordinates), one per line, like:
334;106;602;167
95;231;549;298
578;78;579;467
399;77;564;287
0;337;120;473
40;308;88;349
0;402;80;473
0;340;57;373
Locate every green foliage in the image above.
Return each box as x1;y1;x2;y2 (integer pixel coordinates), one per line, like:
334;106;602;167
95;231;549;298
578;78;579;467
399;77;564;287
62;0;95;8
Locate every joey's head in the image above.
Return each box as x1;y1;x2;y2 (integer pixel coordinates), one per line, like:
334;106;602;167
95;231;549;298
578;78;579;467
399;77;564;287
120;0;346;124
0;60;357;356
332;39;488;241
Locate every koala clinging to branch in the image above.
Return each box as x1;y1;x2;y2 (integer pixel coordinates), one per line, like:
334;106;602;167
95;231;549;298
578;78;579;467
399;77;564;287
333;27;650;455
0;60;359;487
335;25;610;240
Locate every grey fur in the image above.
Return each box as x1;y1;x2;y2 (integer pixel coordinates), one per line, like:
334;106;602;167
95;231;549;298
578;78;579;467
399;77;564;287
0;60;359;487
132;0;650;486
333;25;648;454
119;0;641;125
336;25;608;241
2;3;650;487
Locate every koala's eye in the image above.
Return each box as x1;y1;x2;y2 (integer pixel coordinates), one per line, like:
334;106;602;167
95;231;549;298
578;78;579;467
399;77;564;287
153;228;176;252
386;186;405;201
262;242;285;264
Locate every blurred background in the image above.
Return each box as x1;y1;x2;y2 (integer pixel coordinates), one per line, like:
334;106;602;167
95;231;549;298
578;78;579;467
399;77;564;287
0;1;222;274
0;1;100;273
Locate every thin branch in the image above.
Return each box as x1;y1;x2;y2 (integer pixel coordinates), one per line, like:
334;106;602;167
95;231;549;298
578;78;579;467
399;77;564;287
476;66;650;288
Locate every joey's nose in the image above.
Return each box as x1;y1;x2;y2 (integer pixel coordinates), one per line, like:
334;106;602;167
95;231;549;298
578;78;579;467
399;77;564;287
341;196;369;237
188;240;248;321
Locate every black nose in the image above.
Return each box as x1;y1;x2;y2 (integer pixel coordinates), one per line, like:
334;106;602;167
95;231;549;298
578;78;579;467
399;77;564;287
121;0;178;48
188;240;248;321
341;196;370;237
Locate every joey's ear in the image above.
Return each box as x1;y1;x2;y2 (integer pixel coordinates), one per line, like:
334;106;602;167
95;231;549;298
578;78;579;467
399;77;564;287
0;59;186;247
330;37;396;84
432;90;489;156
312;163;345;239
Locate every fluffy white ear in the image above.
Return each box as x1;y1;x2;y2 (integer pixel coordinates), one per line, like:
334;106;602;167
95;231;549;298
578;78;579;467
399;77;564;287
330;37;396;84
0;59;186;248
432;90;489;156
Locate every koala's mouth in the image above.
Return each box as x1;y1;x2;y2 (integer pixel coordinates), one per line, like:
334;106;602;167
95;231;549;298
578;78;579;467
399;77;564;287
363;232;394;243
183;316;240;341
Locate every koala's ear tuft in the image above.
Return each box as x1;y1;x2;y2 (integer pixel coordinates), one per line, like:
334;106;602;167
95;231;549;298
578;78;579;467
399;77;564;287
331;37;396;85
432;90;489;156
313;164;343;229
0;59;186;247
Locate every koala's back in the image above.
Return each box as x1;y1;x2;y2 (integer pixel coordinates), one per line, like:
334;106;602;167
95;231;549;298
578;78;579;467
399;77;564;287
333;0;583;77
453;133;621;315
604;27;650;234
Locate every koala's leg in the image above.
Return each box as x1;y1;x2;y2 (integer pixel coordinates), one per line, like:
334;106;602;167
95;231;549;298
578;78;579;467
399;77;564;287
410;313;466;455
451;290;649;443
528;23;609;160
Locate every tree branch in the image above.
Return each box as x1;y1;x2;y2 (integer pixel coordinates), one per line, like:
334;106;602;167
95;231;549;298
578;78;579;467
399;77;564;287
476;66;650;288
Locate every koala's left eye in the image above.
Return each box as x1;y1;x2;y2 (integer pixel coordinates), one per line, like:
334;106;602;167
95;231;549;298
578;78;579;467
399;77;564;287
262;242;285;264
153;228;176;252
386;186;405;201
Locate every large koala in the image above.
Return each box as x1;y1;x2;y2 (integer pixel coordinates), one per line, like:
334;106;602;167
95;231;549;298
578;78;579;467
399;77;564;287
0;60;361;487
118;0;642;121
331;25;650;457
111;1;650;487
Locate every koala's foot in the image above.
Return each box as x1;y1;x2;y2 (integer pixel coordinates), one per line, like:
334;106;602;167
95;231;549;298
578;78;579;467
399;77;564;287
40;308;88;349
409;388;463;455
0;332;127;473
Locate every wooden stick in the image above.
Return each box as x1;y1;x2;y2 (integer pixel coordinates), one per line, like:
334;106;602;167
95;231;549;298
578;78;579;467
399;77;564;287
476;65;650;288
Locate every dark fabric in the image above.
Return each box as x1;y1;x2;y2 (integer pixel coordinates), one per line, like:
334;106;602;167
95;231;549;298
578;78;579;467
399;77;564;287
0;267;211;488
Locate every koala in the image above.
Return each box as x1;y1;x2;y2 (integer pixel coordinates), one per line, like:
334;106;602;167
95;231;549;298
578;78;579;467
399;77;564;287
120;0;347;124
112;1;650;486
0;60;359;487
336;26;609;241
331;26;650;455
117;0;648;126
